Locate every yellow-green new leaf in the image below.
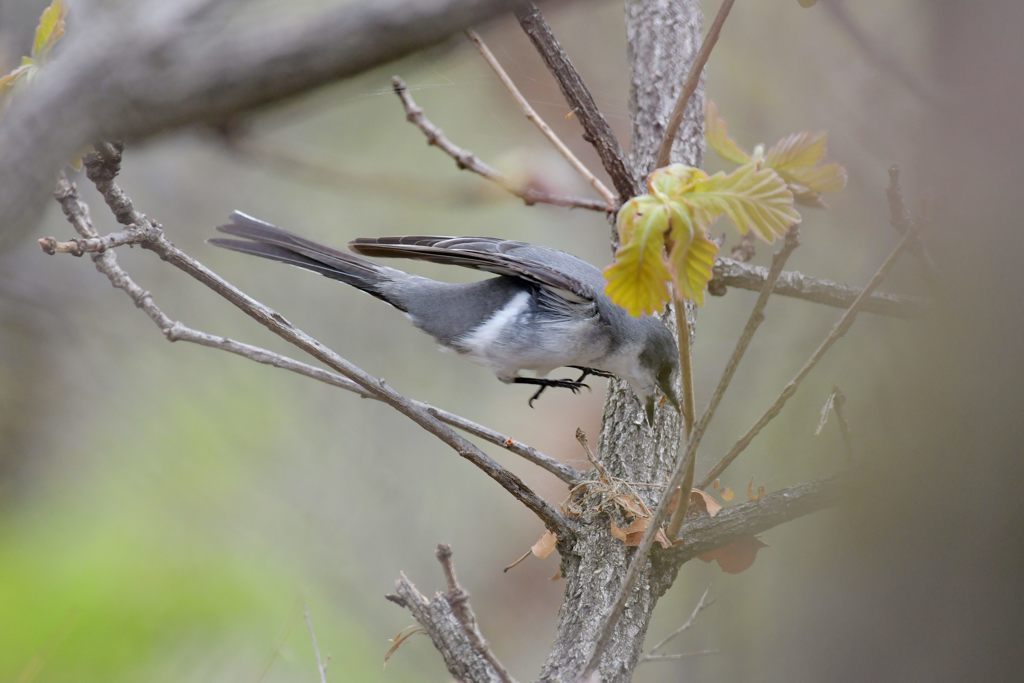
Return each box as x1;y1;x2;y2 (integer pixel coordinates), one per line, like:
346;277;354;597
605;205;672;316
764;131;848;202
32;0;67;62
648;164;707;201
667;212;719;306
688;163;800;241
705;101;751;166
764;131;827;170
781;161;847;195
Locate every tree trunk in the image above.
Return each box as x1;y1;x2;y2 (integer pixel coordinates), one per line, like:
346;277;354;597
539;2;704;680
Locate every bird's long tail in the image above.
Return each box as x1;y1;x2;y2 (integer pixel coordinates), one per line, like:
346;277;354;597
209;211;406;311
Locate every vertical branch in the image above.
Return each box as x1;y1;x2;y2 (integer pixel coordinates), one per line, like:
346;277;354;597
667;227;800;538
654;0;737;168
515;2;639;199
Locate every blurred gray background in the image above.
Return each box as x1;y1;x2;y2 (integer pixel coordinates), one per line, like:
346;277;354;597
1;1;1021;681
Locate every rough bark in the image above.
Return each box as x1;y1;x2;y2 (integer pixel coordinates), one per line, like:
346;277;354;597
538;2;703;681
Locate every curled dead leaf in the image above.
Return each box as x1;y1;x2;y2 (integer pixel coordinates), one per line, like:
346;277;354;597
688;489;723;518
531;530;558;559
699;536;768;574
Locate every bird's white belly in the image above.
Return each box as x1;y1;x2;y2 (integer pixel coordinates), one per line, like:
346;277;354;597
457;291;591;380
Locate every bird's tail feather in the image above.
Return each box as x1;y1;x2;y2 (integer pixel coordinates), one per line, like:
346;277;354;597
209;212;404;310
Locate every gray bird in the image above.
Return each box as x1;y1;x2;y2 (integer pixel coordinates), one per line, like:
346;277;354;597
210;211;680;425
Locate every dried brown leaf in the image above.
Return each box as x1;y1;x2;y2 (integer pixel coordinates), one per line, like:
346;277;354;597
699;536;768;574
531;530;557;559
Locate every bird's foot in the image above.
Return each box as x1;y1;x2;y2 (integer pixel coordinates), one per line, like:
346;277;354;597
513;376;591;408
568;366;616;383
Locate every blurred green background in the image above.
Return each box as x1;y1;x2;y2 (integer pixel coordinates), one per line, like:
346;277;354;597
2;1;1020;681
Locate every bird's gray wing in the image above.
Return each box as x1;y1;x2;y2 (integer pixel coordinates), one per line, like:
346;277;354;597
349;236;599;317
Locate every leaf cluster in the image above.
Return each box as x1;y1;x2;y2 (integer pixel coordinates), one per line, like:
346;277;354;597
605;102;847;316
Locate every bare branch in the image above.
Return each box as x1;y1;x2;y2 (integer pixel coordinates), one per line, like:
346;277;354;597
48;151;574;538
645;586;714;656
37;227;155;256
435;544;514;683
303;604;329;683
392;77;611;212
387;545;515;683
465;30;616;206
0;0;527;236
710;256;928;318
655;0;737;168
515;2;639;200
667;228;800;539
581;473;839;678
699;230;916;487
666;477;842;564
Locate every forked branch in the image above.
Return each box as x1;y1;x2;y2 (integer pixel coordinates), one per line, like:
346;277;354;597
46;149;574;538
386;544;514;683
392;77;611;213
515;2;639;199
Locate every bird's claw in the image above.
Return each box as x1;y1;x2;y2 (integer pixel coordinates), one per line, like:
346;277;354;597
525;378;590;408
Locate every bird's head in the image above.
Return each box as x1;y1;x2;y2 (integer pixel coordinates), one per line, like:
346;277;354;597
633;321;681;427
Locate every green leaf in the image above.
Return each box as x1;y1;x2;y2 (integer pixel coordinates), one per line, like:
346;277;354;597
605;201;672;316
705;101;751;166
32;0;67;62
687;163;801;241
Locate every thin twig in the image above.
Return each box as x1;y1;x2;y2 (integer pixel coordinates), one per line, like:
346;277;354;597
675;300;697;438
435;544;514;683
654;0;737;168
303;604;329;683
46;179;581;486
465;30;616;206
37;227;156;255
710;256;927;318
668;297;698;533
391;77;611;213
667;228;800;538
646;586;714;656
53;151;574;538
699;230;916;487
515;2;639;199
641;650;720;662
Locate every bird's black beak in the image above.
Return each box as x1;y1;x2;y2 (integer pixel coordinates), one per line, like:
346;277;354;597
644;385;680;427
